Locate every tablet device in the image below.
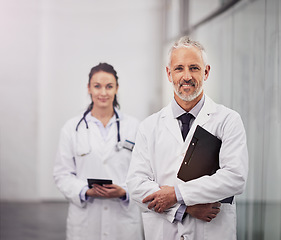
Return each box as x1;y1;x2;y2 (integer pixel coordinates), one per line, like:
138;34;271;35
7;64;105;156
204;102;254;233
87;179;113;188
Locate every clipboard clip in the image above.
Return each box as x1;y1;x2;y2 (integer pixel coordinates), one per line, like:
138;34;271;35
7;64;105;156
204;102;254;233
184;137;198;166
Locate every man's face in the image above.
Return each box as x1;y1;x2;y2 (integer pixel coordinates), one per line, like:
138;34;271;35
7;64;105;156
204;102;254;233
166;46;210;103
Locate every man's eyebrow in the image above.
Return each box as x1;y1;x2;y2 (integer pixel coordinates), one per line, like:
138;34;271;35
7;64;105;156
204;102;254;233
173;64;184;68
189;64;201;69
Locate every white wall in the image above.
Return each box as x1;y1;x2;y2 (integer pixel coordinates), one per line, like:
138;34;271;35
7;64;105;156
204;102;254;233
0;0;164;201
0;0;41;201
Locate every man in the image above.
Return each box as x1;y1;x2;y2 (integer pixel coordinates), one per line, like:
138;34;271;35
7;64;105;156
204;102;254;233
126;36;248;240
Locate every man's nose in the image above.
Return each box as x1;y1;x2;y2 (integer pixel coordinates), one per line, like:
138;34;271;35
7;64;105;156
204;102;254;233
183;69;192;81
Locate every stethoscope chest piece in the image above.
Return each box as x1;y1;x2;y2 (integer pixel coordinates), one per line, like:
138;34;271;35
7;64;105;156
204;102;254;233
115;141;123;152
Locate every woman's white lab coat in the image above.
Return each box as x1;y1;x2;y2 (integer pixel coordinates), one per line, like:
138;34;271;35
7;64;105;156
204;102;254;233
127;95;248;240
54;110;143;240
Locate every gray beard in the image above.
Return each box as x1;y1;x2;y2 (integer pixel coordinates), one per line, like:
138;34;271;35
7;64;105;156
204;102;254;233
173;81;203;102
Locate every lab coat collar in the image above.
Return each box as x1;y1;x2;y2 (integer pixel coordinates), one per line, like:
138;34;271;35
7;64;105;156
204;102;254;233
162;94;216;145
114;107;123;120
192;94;216;127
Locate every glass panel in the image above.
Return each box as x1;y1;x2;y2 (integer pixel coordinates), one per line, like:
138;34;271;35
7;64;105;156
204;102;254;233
164;0;182;40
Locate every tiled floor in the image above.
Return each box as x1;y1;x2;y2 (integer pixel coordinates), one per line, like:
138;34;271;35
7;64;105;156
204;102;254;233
0;201;68;240
1;201;280;240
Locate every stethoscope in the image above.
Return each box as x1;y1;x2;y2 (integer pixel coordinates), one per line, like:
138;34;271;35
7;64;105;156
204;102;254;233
75;108;123;152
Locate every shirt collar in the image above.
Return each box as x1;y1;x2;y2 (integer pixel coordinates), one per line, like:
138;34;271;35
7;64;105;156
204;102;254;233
171;94;205;119
85;108;119;126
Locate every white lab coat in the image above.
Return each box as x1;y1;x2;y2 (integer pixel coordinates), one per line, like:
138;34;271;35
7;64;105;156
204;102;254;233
127;95;248;240
54;110;144;240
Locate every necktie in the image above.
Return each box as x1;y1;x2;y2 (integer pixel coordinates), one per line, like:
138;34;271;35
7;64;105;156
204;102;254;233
178;113;193;141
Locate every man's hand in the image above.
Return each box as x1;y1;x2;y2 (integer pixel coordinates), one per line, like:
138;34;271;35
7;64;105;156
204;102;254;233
186;202;221;222
142;185;177;213
86;184;126;199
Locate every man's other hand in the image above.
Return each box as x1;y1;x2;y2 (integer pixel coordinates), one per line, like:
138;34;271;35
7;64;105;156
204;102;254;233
142;185;177;213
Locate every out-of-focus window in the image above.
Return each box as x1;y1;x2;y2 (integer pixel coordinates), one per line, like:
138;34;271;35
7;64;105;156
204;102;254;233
164;0;241;41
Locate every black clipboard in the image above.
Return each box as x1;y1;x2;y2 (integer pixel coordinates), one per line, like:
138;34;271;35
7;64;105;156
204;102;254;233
177;125;233;204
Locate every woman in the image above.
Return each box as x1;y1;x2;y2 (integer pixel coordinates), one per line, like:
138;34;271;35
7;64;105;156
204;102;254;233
54;63;143;240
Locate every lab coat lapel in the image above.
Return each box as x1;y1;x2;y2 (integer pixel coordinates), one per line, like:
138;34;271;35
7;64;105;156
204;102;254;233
162;103;183;145
76;119;91;156
102;122;118;163
101;111;123;164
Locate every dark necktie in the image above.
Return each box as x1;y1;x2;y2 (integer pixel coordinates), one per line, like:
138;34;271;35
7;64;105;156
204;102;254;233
178;113;193;141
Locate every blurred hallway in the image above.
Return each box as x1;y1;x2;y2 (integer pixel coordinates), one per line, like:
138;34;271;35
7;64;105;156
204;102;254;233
1;0;280;239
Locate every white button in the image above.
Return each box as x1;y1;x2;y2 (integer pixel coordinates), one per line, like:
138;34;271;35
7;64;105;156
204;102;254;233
104;206;108;210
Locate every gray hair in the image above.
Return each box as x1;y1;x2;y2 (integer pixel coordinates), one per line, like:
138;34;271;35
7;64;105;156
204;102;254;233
167;36;208;67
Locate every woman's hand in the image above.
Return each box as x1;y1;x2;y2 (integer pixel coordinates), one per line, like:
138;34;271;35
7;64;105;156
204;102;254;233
86;184;126;199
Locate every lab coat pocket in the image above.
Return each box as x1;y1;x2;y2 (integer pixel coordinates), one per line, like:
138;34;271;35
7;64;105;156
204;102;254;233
204;203;236;240
114;201;143;239
67;203;88;239
142;212;164;240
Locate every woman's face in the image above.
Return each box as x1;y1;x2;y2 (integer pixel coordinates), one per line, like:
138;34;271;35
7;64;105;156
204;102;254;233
88;71;118;109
